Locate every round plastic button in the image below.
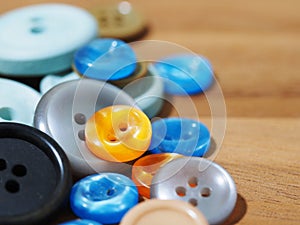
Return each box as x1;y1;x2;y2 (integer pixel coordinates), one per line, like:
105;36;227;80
132;153;182;198
34;79;137;177
120;199;208;225
40;72;80;94
73;38;137;81
149;118;210;157
0;122;72;225
122;65;164;118
0;78;41;126
110;61;148;88
90;2;147;41
152;54;214;95
151;157;237;225
85;105;152;162
0;3;98;76
70;173;138;224
60;219;102;225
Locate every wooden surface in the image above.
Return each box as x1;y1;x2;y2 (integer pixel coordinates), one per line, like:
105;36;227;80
1;0;300;224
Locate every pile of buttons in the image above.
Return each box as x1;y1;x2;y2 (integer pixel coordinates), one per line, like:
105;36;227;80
0;2;235;225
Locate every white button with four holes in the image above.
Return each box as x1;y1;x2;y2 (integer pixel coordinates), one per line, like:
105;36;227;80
151;157;237;225
0;3;98;76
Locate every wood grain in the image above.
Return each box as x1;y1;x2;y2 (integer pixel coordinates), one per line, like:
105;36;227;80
0;0;299;224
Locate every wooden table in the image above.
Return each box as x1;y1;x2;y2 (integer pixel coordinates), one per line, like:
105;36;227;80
1;0;299;224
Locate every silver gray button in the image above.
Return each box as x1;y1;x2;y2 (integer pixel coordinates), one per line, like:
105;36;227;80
34;79;137;177
151;157;237;225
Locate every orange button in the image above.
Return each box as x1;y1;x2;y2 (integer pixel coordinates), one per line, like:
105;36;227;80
120;199;208;225
85;105;152;162
132;153;182;198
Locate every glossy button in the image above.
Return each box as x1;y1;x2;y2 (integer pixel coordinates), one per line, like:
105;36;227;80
70;173;138;224
110;61;148;88
152;54;214;95
122;65;164;118
0;78;41;126
74;38;137;81
151;157;237;225
85;105;152;162
132;153;182;198
0;4;98;76
0;123;72;225
60;220;102;225
40;72;80;94
120;199;208;225
34;79;136;177
149;118;210;157
90;1;147;41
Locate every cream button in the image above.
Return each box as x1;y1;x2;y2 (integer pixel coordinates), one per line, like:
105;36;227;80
0;3;98;76
120;199;208;225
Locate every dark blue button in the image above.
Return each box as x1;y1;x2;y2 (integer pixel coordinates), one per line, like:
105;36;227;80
70;173;138;224
152;54;214;95
73;38;137;81
59;219;102;225
149;118;210;157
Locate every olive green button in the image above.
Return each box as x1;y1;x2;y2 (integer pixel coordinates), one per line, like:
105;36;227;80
110;61;148;88
90;1;147;41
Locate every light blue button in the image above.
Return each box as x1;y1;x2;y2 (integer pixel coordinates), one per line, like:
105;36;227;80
74;38;137;81
59;219;102;225
70;173;138;224
152;54;214;95
149;117;210;157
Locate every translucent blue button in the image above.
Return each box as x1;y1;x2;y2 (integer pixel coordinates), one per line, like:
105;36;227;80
70;173;138;224
73;38;137;81
152;54;214;95
149;118;210;157
59;219;102;225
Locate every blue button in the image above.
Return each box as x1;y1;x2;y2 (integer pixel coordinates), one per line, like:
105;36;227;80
70;173;138;224
74;38;137;81
59;219;102;225
152;54;214;95
149;118;210;157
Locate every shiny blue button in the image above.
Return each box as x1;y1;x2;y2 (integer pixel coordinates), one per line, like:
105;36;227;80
73;38;137;81
59;219;102;225
70;173;138;224
149;118;210;157
152;54;214;95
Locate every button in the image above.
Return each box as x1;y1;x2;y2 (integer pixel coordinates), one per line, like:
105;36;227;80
59;219;102;225
40;72;80;94
0;122;72;225
152;54;214;95
0;78;41;126
70;173;138;224
90;1;147;41
85;105;152;162
132;153;182;198
120;199;208;225
149;118;210;157
73;38;137;81
122;65;164;118
34;79;136;177
0;3;98;76
109;61;148;88
151;157;237;225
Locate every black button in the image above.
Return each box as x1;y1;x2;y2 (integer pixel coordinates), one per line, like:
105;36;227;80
0;122;72;225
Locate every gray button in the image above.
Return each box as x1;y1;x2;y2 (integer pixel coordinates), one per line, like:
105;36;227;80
34;79;137;177
151;157;237;225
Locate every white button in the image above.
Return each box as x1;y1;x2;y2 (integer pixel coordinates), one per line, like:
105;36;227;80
151;157;237;225
0;78;41;126
0;4;98;76
34;79;137;177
